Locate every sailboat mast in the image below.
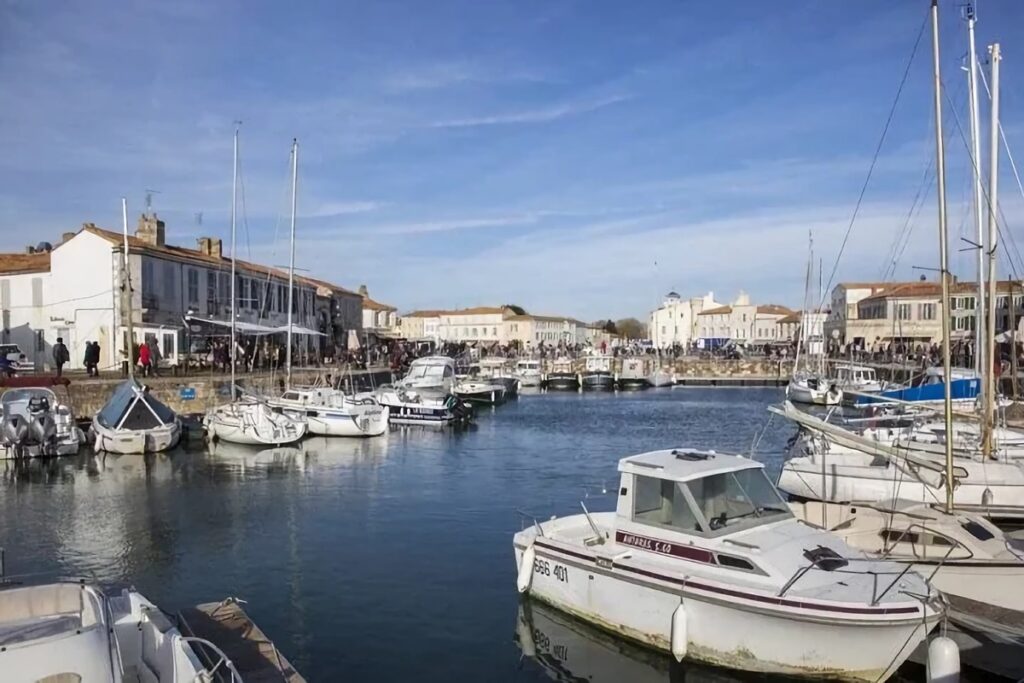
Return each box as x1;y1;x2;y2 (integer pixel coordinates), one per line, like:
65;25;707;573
230;124;239;393
121;198;135;382
983;43;1002;457
966;4;987;381
286;138;298;390
930;0;955;514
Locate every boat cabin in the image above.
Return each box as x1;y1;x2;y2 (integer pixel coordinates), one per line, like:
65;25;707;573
834;364;877;386
278;387;344;408
584;355;613;374
620;357;648;379
551;357;575;374
516;359;540;372
475;358;511;378
402;356;455;382
616;449;792;542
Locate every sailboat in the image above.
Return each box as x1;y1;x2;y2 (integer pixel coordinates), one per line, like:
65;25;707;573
264;139;388;437
783;5;1024;677
786;235;842;406
91;199;181;454
204;128;306;446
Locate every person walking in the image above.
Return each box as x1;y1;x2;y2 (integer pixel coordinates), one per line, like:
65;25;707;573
52;337;70;377
148;338;162;377
138;340;151;377
91;341;101;376
82;342;92;376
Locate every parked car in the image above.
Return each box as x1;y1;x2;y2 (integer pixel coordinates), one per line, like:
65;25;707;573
0;344;34;372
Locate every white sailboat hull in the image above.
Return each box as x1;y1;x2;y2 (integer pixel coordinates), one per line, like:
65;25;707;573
514;539;931;681
786;378;843;406
204;402;306;446
299;406;387;437
778;452;1024;509
91;417;181;455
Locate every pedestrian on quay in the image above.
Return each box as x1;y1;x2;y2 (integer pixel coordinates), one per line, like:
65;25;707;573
148;337;162;377
52;336;70;377
138;339;151;376
82;341;93;376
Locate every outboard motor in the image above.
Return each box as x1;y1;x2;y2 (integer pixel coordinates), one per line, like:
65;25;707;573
30;414;57;445
1;415;27;445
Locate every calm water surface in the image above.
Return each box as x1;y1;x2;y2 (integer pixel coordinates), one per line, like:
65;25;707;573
1;388;875;681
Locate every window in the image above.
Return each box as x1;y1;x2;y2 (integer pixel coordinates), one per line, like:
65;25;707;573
219;273;230;304
686;468;790;534
962;296;976;310
278;284;286;313
895;303;911;320
250;280;260;310
187;268;199;305
918;303;936;320
142;259;155;295
632;476;701;533
206;272;217;312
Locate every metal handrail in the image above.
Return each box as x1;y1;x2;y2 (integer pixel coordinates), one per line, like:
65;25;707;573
178;636;244;682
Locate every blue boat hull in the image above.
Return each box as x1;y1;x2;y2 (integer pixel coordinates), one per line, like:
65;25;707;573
856;377;980;405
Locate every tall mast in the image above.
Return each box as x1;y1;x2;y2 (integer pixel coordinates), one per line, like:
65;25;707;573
983;43;1002;457
966;4;987;380
230;124;239;394
286;138;298;390
930;0;955;514
121;198;135;382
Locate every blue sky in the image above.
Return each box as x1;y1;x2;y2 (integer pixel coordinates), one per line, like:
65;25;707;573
2;0;1023;320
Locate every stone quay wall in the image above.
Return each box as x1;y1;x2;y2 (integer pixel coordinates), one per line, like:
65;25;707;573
61;368;395;418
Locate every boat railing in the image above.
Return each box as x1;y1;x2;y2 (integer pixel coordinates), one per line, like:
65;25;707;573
777;555;916;606
515;509;546;537
179;636;245;682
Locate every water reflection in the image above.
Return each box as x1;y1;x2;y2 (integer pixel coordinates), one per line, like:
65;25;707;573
515;598;756;683
207;440;307;475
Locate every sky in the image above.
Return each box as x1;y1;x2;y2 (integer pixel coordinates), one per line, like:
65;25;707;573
2;0;1024;321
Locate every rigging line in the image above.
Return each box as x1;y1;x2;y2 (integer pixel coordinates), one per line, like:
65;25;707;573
943;73;1024;280
818;9;929;311
888;168;934;281
258;148;295;320
880;153;934;281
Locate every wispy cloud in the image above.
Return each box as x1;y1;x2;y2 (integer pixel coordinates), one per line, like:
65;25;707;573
305;200;383;218
429;93;632;128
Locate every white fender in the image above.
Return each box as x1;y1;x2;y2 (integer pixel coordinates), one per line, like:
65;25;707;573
670;603;687;662
517;544;536;594
926;636;959;683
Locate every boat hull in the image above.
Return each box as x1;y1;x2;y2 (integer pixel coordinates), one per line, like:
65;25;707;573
204;403;306;446
91;417;181;454
581;372;615;391
787;379;842;406
301;407;388;437
618;377;651;390
545;373;579;391
514;542;933;681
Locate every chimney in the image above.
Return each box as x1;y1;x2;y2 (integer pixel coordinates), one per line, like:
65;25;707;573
210;238;222;259
61;231;76;244
197;237;211;255
358;284;369;297
24;245;35;254
135;213;166;247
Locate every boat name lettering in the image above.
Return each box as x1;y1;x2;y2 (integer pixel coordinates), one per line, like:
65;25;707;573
620;533;673;555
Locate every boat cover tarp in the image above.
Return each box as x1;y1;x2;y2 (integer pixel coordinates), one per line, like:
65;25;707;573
96;380;176;430
856;377;980;406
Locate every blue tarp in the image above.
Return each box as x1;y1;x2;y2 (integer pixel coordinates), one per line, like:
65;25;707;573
856;377;980;405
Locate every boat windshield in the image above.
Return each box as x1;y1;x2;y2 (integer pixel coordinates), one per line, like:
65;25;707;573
407;363;451;379
632;468;790;537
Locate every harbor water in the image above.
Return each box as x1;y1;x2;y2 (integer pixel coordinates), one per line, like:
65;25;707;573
0;388;922;681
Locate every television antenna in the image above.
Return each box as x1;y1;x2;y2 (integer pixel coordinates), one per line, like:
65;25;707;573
144;189;161;214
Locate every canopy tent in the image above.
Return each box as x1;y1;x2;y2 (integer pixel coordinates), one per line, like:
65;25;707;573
184;315;324;337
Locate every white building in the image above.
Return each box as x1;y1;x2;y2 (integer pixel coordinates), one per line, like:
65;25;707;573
359;285;400;338
0;214;365;372
505;314;587;348
650;291;721;348
775;310;827;354
696;292;794;347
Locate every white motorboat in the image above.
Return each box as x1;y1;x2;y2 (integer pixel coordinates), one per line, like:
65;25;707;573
454;378;506;405
514;359;543;388
0;387;85;458
374;386;472;426
205;398;307;446
397;355;457;394
475;358;519;397
0;581;231;682
270;386;387;437
513;448;943;680
786;373;842;406
618;357;651;390
832;363;886;394
580;354;615;391
544;357;579;391
91;379;181;454
789;499;1024;679
649;366;675;388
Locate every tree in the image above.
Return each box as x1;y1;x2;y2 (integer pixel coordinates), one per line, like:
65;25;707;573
615;317;647;340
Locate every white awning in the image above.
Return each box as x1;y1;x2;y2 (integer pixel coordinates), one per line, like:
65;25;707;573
185;315;324;336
